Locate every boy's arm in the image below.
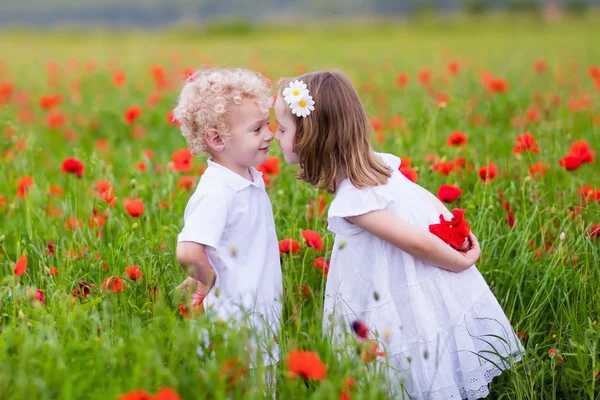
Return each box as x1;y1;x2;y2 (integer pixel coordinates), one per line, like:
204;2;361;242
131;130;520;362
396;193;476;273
347;210;480;273
176;242;216;288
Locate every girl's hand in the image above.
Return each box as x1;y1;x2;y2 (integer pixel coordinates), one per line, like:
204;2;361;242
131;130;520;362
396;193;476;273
460;232;481;266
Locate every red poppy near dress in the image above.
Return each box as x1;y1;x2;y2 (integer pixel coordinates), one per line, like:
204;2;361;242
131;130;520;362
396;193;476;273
287;350;327;381
399;166;418;183
124;106;142;125
446;131;468;146
101;276;125;293
478;163;498;183
513;133;540;154
171;148;193;172
352;320;369;339
125;199;144;217
438;184;462;203
429;208;471;250
125;265;144;281
359;340;387;363
308;195;327;220
279;238;301;254
61;157;85;177
314;257;330;276
14;255;27;276
301;230;324;251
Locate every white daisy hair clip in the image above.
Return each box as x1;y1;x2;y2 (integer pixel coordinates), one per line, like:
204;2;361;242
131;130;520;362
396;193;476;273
283;80;315;118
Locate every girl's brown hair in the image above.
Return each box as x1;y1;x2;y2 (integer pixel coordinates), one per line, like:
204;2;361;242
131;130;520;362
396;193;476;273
279;70;391;194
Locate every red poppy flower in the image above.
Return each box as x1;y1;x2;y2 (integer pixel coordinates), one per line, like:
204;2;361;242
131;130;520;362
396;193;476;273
279;238;301;254
478;163;498;183
433;160;459;175
16;176;34;198
117;390;154;400
446;131;468;146
418;69;431;85
102;276;125;293
125;265;144;281
437;184;462;203
113;70;126;87
395;72;409;87
448;61;460;74
36;290;45;305
314;257;330;276
14;255;27;276
529;162;551;179
49;266;58;276
125;199;144;218
533;60;548;74
177;176;195;191
257;156;280;176
65;217;83;230
72;280;94;298
171;148;193;172
569;140;595;164
429;208;471;250
46;111;67;129
124;106;142;125
301;230;324;251
513;133;540;154
358;340;386;362
558;154;583;171
61;157;85;177
39;94;62;110
399;166;418;183
352;320;369;339
308;195;327;220
219;358;249;386
589;224;600;240
287;350;327;381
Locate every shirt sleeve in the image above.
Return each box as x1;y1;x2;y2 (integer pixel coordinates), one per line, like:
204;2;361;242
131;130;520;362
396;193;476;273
327;184;395;236
177;186;232;249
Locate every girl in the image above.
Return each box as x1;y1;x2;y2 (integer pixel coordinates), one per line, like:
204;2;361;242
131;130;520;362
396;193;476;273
273;71;524;399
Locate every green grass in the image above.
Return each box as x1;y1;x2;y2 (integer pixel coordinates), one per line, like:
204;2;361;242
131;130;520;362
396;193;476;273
0;19;600;399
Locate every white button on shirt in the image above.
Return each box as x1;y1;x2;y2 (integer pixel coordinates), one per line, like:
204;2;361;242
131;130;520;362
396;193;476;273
177;159;282;364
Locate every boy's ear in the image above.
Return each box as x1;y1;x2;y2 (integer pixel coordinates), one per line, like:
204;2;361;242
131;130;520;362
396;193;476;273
204;129;225;152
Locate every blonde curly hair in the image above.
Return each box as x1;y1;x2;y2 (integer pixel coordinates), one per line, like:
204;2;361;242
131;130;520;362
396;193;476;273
172;68;273;155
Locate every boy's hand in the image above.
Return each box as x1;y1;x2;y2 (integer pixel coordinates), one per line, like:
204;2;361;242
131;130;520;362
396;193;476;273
176;276;213;306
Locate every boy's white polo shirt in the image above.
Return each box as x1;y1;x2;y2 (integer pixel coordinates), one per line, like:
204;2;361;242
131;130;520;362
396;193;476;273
177;159;282;344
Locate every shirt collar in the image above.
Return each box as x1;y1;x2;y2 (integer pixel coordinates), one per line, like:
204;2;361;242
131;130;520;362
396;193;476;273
203;158;265;192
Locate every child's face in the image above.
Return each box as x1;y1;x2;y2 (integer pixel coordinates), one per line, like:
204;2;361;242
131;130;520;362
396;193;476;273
274;95;299;164
222;98;273;169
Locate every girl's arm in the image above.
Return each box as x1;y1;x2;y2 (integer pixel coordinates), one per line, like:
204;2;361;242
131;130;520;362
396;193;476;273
347;210;480;273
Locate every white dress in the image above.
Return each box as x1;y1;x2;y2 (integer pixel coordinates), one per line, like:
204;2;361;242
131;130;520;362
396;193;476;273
324;153;524;400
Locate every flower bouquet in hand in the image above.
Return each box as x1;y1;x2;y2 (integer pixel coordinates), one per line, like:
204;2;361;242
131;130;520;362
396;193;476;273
429;208;472;251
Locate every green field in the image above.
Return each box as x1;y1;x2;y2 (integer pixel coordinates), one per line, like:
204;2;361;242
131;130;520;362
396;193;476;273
1;19;600;399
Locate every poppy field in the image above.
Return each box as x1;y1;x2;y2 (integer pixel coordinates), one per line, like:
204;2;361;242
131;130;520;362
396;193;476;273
1;19;600;399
